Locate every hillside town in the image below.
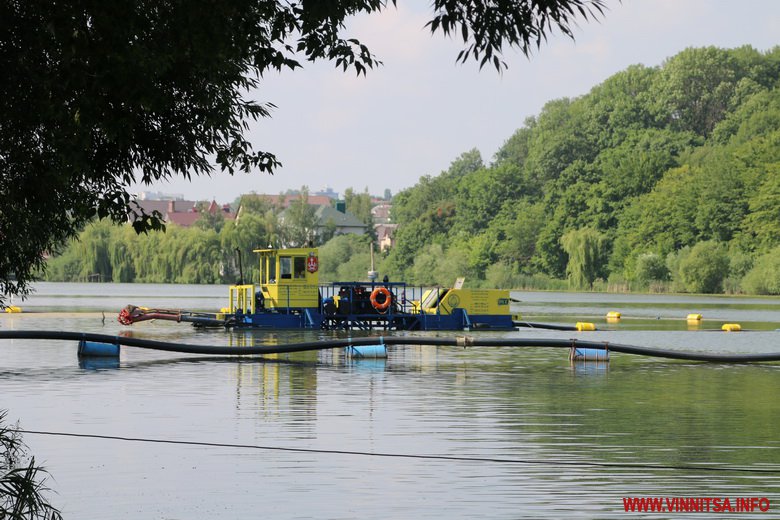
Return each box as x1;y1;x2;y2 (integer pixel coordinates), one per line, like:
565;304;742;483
131;187;398;251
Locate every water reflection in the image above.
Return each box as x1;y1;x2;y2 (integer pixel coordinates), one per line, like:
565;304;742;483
78;358;120;370
569;360;609;376
2;285;780;519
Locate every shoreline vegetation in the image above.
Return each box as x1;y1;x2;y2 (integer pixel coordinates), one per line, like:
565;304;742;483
36;264;780;300
44;46;780;297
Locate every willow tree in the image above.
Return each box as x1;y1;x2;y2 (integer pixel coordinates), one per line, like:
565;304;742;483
560;227;606;289
0;0;607;305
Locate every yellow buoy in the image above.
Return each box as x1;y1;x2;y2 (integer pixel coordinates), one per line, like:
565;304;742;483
687;313;702;321
576;322;596;331
722;323;742;332
606;311;621;320
4;306;22;313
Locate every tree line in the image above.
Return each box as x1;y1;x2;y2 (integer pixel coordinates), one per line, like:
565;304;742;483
380;45;780;294
44;189;377;285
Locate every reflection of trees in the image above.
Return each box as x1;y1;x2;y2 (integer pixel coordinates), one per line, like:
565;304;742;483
498;355;779;471
385;346;780;473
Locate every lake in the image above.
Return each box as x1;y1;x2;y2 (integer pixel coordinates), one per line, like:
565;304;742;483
2;282;780;518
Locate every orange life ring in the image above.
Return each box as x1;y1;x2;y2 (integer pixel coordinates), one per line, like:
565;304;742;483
370;287;392;312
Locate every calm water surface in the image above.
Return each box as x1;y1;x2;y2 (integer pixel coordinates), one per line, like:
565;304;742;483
2;283;780;518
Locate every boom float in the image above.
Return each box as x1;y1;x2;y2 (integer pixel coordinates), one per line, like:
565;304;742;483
118;247;514;331
2;330;779;363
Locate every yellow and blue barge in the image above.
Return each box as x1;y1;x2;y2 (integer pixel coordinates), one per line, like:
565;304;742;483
119;247;513;331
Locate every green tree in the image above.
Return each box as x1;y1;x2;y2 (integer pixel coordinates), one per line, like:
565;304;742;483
281;187;318;247
532;223;568;278
493;124;534;168
580;64;663;148
453;162;523;233
343;188;373;226
738;162;780;254
410;244;444;286
593;128;700;223
173;225;224;283
522;98;598;197
390;149;479;226
343;187;376;242
318;233;374;282
220;205;282;283
560;227;606;289
634;252;669;286
492;200;545;272
677;240;730;293
610;165;702;271
741;246;780;295
237;194;276;216
109;225;138;282
655;47;746;136
319;218;339;245
383;219;444;281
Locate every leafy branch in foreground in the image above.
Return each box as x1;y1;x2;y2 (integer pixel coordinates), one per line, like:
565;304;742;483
1;411;62;520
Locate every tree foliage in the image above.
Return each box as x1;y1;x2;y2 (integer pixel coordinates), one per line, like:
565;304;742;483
677;240;730;294
427;0;606;70
385;45;780;293
281;188;318;247
560;227;606;289
634;253;669;286
741;246;780;295
45;185;373;284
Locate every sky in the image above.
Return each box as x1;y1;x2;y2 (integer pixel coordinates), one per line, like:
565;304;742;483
132;0;780;202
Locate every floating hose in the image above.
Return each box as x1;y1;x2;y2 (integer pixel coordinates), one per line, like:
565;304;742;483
513;321;581;331
0;330;779;363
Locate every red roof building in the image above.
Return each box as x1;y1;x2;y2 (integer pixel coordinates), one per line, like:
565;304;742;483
129;198;235;228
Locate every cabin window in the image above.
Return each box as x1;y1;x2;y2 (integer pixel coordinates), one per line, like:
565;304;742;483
294;257;306;279
267;255;276;283
280;257;292;279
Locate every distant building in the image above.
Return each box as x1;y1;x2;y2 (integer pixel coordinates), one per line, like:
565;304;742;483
370;203;392;224
237;193;333;215
236;192;369;245
370;202;395;250
135;190;185;201
129;198;234;227
375;223;398;251
313;186;339;200
314;205;367;236
277;204;368;242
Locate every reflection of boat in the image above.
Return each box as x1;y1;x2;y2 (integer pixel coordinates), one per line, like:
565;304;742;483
119;247;513;331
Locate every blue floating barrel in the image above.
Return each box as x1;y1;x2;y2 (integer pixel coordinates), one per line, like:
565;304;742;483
347;344;387;359
569;347;609;362
78;339;120;358
79;358;120;370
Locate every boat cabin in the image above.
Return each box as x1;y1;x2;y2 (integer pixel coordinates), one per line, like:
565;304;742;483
254;247;320;311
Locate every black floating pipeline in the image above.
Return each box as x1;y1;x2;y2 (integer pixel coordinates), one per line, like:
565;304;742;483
513;321;581;331
1;330;780;363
